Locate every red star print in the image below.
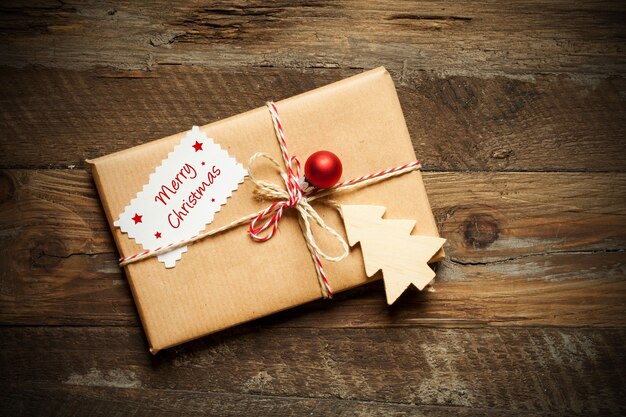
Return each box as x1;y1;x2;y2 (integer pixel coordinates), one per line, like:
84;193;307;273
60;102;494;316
192;141;203;152
201;161;205;166
211;198;215;202
132;213;143;224
154;231;162;239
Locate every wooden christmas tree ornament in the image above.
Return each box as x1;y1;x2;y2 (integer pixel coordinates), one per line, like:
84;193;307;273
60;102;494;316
340;205;446;305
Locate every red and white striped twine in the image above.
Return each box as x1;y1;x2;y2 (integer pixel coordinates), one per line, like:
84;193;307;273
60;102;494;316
334;161;422;188
248;102;334;296
118;101;422;300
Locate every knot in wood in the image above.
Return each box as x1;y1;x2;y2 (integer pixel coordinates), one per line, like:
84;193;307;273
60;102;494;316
463;213;499;249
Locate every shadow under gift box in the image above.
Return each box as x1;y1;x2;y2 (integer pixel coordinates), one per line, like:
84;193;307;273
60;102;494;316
88;67;443;354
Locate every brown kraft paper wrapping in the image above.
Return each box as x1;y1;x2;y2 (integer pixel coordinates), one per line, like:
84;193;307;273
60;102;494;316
88;67;442;354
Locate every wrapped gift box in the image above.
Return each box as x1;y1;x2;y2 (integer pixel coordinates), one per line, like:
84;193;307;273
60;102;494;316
89;67;442;353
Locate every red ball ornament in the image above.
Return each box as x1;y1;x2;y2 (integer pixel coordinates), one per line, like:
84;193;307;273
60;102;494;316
304;150;343;188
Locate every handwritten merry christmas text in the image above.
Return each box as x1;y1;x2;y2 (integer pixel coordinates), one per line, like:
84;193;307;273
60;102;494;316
153;162;222;229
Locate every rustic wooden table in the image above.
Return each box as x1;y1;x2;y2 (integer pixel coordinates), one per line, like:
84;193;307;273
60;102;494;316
1;1;625;416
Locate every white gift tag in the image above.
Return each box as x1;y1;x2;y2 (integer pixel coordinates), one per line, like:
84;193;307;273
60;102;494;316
114;126;247;267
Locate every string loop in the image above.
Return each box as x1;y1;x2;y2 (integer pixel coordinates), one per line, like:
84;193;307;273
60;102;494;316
246;103;351;297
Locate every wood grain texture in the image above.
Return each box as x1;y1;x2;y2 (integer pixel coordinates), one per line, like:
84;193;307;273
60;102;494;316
0;1;624;78
3;386;542;417
1;326;624;416
1;67;625;171
1;0;625;414
1;169;624;327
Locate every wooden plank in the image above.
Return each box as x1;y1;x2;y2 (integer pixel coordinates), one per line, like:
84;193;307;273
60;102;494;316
1;66;625;171
0;1;624;78
0;386;546;417
1;169;624;326
1;326;624;415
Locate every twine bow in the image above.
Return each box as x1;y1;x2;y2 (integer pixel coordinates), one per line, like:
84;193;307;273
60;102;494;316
246;103;349;297
119;101;423;300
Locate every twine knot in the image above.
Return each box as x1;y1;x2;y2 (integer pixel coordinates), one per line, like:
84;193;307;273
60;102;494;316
247;103;349;297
